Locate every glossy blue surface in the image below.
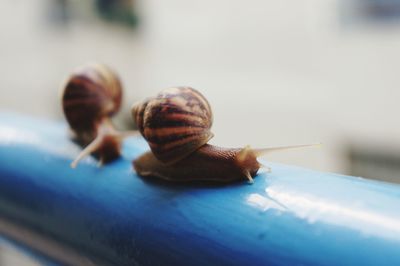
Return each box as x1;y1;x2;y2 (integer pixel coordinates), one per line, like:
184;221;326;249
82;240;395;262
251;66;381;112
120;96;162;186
1;113;400;265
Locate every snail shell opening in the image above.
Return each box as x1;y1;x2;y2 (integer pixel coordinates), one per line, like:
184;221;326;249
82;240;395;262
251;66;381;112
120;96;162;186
62;64;122;140
132;87;214;164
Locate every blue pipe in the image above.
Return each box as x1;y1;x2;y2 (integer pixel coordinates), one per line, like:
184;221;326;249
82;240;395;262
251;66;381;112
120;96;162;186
0;113;400;266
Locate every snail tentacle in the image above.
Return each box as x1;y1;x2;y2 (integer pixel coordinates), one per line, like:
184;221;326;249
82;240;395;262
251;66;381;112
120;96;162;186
253;143;321;157
71;134;103;168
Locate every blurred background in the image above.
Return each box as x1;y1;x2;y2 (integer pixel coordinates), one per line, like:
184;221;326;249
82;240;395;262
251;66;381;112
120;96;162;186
0;0;400;182
1;1;400;183
2;0;400;265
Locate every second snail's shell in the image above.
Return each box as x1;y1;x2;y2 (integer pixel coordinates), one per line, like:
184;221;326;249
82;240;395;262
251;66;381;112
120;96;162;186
62;64;122;143
132;87;214;164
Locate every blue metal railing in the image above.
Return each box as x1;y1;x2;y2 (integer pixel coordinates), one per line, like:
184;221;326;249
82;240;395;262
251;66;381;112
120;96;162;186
1;113;400;265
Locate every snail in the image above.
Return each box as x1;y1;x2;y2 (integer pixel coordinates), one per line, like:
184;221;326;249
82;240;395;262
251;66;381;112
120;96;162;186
62;63;137;168
131;87;319;183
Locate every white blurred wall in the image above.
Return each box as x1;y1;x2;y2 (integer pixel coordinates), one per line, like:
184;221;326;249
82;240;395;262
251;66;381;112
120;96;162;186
1;0;400;175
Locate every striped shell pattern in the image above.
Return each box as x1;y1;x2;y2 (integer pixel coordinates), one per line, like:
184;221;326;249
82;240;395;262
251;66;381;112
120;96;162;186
62;64;122;143
132;87;214;164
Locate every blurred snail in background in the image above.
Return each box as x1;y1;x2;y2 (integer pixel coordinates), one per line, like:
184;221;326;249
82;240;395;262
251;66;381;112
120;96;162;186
132;87;319;183
62;64;136;168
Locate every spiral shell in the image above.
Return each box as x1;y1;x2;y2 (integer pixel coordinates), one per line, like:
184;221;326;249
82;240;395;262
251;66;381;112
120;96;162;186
132;87;213;164
62;64;122;143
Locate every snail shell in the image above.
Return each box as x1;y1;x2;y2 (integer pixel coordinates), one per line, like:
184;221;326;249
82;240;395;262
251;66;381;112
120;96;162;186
132;87;214;164
62;64;122;144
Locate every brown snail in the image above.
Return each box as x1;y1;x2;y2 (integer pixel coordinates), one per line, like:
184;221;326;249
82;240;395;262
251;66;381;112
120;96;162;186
132;87;318;183
62;63;136;168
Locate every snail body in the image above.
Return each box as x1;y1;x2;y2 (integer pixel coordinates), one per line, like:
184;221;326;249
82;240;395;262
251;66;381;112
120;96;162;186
132;87;318;183
62;64;136;168
134;144;260;182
